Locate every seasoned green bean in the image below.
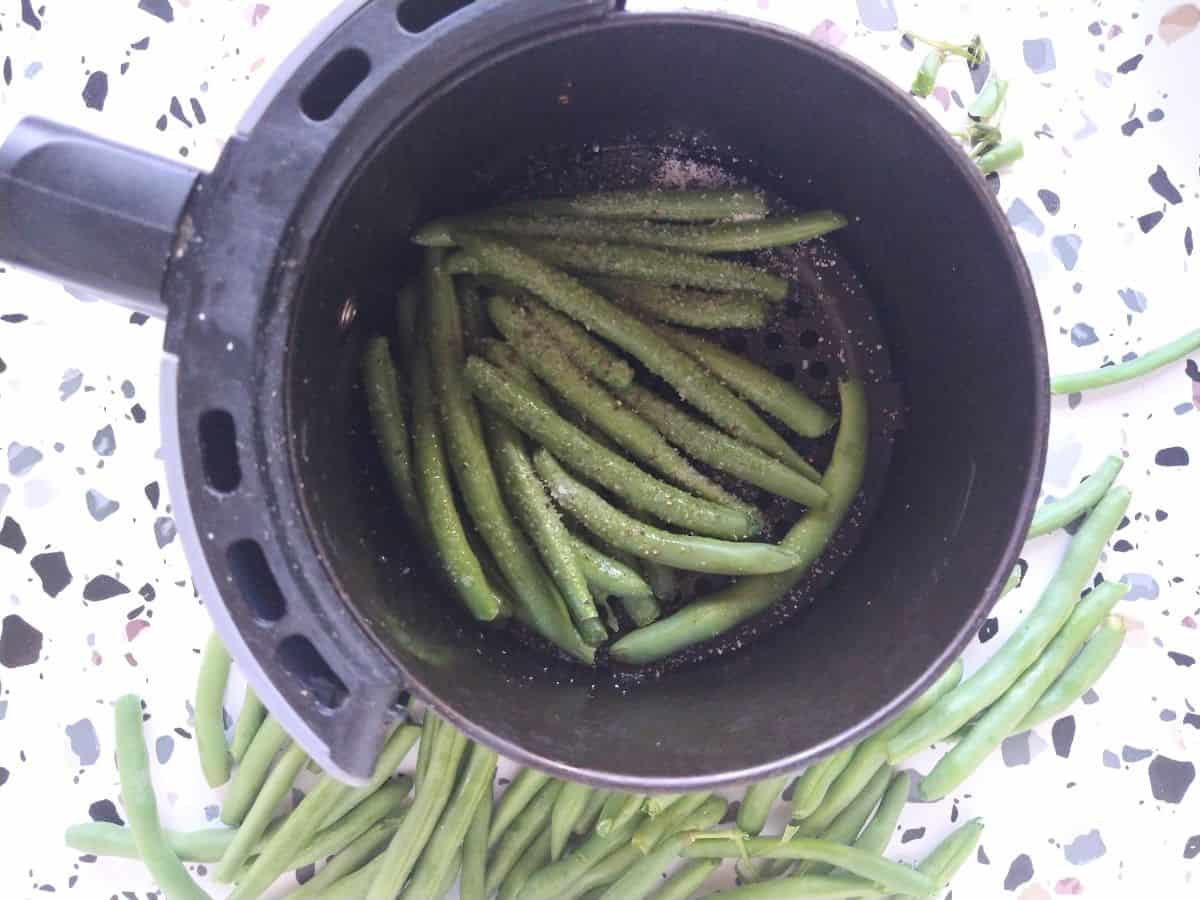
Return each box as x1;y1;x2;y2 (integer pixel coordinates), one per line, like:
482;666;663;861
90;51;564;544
489;768;552;848
412;341;512;622
648;859;721;900
535;451;799;575
596;799;727;900
572;537;656;603
497;297;634;390
362;335;426;536
64;822;233;863
324;724;420;825
458;277;492;348
619;382;826;497
518;811;646;900
367;722;470;900
587;276;769;329
892;818;985;898
485;780;563;895
642;559;678;605
460;778;492;900
465;356;758;540
1051;328;1200;394
655;324;836;439
738;774;791;836
921;581;1128;800
112;695;209;900
228;688;266;765
401;742;497;899
1028;455;1124;538
490;294;753;515
610;379;867;665
498;829;551;900
501;187;769;222
453;236;799;464
853;770;910;856
1016;615;1126;732
214;741;308;882
888;486;1131;762
292;825;396;900
478;337;547;397
195;633;232;789
551;782;594;860
220;717;288;827
791;748;855;821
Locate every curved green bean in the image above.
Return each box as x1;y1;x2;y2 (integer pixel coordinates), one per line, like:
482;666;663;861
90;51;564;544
195;633;232;788
920;581;1128;800
572;537;656;603
500;187;769;222
112;695;209;900
281;777;411;873
518;810;646;900
610;379;867;665
64;822;233;864
465;356;758;540
362;335;426;536
1051;328;1200;394
648;859;721;900
411;341;511;622
894;818;985;898
214;741;308;882
587;276;769;329
535;451;799;575
498;829;551;900
289;820;399;900
453;236;799;463
888;486;1131;762
485;780;563;895
791;747;855;821
367;722;470;900
220;717;288;827
619;382;826;497
460;778;491;900
489;768;552;848
323;723;420;825
1028;455;1124;538
853;770;910;855
1016;615;1126;732
790;764;894;883
490;294;753;516
400;742;497;899
597;799;727;900
655;324;836;439
738;774;791;835
228;688;266;765
551;782;594;860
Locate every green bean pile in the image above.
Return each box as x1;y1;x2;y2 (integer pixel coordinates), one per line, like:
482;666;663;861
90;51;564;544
370;187;858;664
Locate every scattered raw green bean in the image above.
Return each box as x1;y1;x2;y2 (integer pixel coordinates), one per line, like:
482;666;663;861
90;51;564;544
1016;614;1126;733
489;768;552;848
1051;328;1200;395
500;187;769;222
648;859;721;900
518;811;646;900
220;717;288;827
362;335;426;537
323;724;420;825
783;765;894;883
597;799;727;900
892;818;985;898
214;741;308;882
1028;455;1124;538
308;848;386;900
738;774;791;836
194;634;232;789
228;688;266;765
791;748;855;821
911;50;945;97
575;788;613;835
277;776;411;875
552;782;595;860
853;770;911;856
587;276;770;329
599;792;650;837
415;709;440;790
703;874;885;899
631;793;712;853
969;77;1009;121
460;778;491;900
643;793;685;818
288;818;401;898
976;138;1024;174
486;780;563;895
498;829;552;900
64;822;233;864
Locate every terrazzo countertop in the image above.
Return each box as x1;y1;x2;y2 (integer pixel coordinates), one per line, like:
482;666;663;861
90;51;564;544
1;1;1198;898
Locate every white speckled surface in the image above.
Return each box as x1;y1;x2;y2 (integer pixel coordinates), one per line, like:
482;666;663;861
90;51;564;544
1;1;1197;898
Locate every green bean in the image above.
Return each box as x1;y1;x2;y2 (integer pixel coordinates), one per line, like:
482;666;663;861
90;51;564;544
587;276;770;329
458;277;492;347
597;799;727;900
888;486;1131;762
401;742;498;900
289;818;401;899
229;688;266;765
465;356;758;540
712;874;886;898
497;828;551;900
853;770;909;856
791;748;856;821
1017;615;1126;732
814;763;894;848
416;708;440;790
643;793;685;819
486;780;563;894
558;843;645;900
969;77;1009;121
552;782;594;859
214;742;308;881
220;717;288;826
496;297;634;390
411;340;512;622
489;768;552;847
64;822;233;863
367;722;470;900
490;295;753;515
460;777;492;900
518;811;646;900
572;537;657;603
598;791;649;836
323;724;420;825
194;633;232;788
362;335;426;536
649;859;721;900
911;49;945;97
1051;328;1200;394
642;559;678;605
500;187;770;222
434;851;462;900
891;818;985;898
420;211;845;254
609;379;867;664
312;849;386;900
230;772;349;899
478;337;548;397
111;695;209;900
278;777;411;874
1028;455;1124;539
535;451;798;575
655;324;836;440
921;581;1128;800
575;788;613;835
976;138;1024;174
738;774;791;836
619;383;826;501
631;793;716;853
454;236;798;463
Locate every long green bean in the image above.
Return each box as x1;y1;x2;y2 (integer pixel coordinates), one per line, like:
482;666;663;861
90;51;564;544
552;782;594;860
294;830;392;900
853;770;910;856
362;335;426;536
214;741;308;881
598;792;649;836
630;793;711;853
496;298;634;390
705;874;886;899
587;276;770;329
324;724;420;825
572;537;657;604
220;717;288;826
655;324;836;439
500;187;770;222
460;778;491;900
610;379;867;665
465;356;758;540
498;829;552;900
278;777;411;874
738;774;791;836
228;688;266;765
782;765;894;883
489;768;552;848
64;822;234;863
888;486;1131;762
596;799;727;900
648;859;721;900
921;581;1128;800
517;811;646;900
558;843;645;900
416;709;440;790
194;634;232;789
1028;455;1124;538
791;748;855;821
112;695;209;900
485;780;563;894
1016;615;1126;732
575;788;613;835
535;451;799;575
891;818;985;898
453;236;800;464
1051;328;1200;394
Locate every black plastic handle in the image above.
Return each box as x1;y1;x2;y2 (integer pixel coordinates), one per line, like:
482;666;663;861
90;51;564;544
0;117;199;316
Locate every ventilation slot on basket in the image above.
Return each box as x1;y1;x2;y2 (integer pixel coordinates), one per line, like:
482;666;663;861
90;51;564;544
227;539;286;622
277;635;348;710
299;48;371;122
198;409;241;492
397;0;473;32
